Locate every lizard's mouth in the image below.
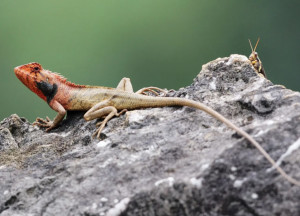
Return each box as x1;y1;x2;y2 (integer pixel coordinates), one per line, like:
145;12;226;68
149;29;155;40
14;66;23;78
14;66;20;73
14;64;35;87
14;64;28;75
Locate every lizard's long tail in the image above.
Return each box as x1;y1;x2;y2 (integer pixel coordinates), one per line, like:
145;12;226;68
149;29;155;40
146;96;300;186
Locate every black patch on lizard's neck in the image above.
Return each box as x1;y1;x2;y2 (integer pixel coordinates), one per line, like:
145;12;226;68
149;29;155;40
36;81;58;104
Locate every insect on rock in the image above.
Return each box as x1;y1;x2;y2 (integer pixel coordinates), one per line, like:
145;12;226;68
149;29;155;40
248;38;266;78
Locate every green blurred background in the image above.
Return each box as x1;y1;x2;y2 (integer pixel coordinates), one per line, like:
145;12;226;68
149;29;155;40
1;0;299;122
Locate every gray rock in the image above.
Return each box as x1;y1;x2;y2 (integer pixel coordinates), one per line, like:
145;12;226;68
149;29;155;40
1;54;300;216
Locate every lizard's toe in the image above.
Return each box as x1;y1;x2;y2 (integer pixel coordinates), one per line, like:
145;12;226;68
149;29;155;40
33;117;54;131
136;87;167;96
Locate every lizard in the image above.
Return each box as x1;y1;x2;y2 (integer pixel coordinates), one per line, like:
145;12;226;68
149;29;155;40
14;62;300;186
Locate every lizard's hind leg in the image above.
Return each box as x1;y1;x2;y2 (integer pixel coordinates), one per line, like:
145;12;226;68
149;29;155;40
84;100;127;138
116;77;166;96
91;107;127;138
116;77;134;92
136;87;167;96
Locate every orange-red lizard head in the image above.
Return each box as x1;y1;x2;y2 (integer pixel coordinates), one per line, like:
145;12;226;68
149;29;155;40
14;62;58;103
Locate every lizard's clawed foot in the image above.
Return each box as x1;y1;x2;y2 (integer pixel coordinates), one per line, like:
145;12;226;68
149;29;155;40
93;109;128;139
92;123;105;139
33;117;54;131
136;87;167;97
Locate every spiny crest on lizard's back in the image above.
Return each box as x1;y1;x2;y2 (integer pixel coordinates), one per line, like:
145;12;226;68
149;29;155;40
48;70;112;89
48;70;87;88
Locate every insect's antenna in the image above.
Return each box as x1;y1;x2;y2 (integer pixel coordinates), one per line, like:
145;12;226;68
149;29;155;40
248;39;254;52
253;37;260;52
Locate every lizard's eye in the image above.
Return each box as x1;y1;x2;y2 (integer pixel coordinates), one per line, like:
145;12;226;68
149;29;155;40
34;66;40;71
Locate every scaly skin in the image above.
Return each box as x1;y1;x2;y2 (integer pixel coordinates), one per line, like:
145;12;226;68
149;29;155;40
14;62;300;186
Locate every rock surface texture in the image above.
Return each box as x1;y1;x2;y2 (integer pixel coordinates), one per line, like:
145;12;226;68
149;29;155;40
1;54;300;216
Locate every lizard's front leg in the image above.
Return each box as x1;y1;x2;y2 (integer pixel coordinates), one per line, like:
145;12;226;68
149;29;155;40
33;100;66;131
84;100;126;138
